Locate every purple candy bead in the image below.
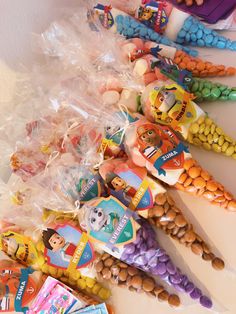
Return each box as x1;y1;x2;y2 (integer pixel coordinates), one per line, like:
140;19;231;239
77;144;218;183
124;244;135;255
159;271;169;279
185;282;195;293
134;255;148;266
146;249;156;259
173;283;186;293
147;238;155;249
166;261;176;274
156;249;165;257
155;262;167;275
169;273;182;285
149;256;158;268
140;243;147;253
159;254;169;262
190;288;202;300
200;296;213;309
181;275;189;286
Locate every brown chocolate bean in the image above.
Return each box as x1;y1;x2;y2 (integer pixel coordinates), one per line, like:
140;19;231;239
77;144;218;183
166;209;177;221
102;267;112;280
111;265;120;276
104;258;114;267
202;253;215;261
191;242;203;255
168;294;181;307
119;269;128;282
158;291;169;302
155;193;167;205
184;230;196;243
142;278;155;292
95;260;104;273
212;258;225;270
130;275;143;289
127;266;139;276
175;215;187;227
119;262;128;269
153;205;165;217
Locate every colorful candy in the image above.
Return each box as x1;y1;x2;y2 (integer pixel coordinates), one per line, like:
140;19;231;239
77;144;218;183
95;252;181;307
175;158;236;211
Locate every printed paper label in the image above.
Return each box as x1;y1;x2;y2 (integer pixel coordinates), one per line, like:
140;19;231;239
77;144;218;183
43;224;94;271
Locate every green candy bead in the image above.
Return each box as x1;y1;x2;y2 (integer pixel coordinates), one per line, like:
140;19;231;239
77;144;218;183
219;95;228;101
219;85;227;91
211;88;221;98
204;82;212;89
191;81;199;92
198;80;204;91
228;91;236;101
222;89;231;96
202;88;211;98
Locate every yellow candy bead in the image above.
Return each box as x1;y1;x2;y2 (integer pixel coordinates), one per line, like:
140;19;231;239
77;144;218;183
205;118;213;126
98;288;111;300
86;287;93;294
197;116;205;125
77;279;87;290
225;146;234;156
36;255;45;267
189;123;199;134
86;277;96;288
92;283;103;295
41;264;49;274
69;271;81;281
36;241;45;252
57;268;64;278
48;266;58;277
69;278;77;286
60;277;68;283
216;127;223;135
64;270;70;277
222;142;229;152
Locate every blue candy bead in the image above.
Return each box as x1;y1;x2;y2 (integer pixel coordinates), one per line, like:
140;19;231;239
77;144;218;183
151;33;158;41
212;37;218;46
190;24;198;33
127;28;134;37
191;33;197;41
226;39;232;48
205;34;213;44
131;20;138;28
218;36;227;42
229;41;236;50
148;28;153;35
191;41;197;46
197;39;205;47
176;37;184;44
161;37;171;45
178;30;186;38
183;17;192;30
197;30;203;39
140;28;147;36
117;25;123;33
216;41;226;49
185;33;191;42
203;27;211;34
115;15;123;23
190;50;198;57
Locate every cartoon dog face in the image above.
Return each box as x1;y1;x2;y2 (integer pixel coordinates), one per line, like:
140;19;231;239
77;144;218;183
1;236;19;258
139;128;161;147
88;207;107;232
105;125;121;138
140;8;153;20
153;89;176;112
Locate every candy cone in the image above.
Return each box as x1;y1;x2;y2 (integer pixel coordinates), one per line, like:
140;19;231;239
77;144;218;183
173;50;236;78
147;192;225;270
95;252;181;307
120;219;213;308
176;16;236;51
188;115;236;159
115;14;198;56
174;158;236;211
189;78;236;102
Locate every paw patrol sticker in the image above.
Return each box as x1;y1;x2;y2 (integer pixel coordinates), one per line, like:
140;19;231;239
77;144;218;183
136;123;189;175
0;232;38;266
104;166;154;211
137;1;168;33
43;224;94;271
148;84;201;138
93;4;114;29
0;266;38;313
80;196;137;253
57;166;104;204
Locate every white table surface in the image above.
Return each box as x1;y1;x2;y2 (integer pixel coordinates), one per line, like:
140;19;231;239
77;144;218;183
0;1;236;314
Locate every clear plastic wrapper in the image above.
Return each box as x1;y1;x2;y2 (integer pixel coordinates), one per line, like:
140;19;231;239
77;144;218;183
77;196;220;309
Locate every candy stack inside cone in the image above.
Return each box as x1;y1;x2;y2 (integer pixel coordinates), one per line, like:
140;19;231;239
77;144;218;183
175;158;236;211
